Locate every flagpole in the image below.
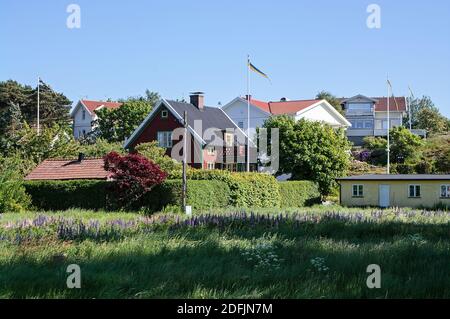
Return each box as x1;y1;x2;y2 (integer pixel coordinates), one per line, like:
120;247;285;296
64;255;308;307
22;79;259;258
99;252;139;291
246;55;250;172
37;76;40;135
387;76;390;175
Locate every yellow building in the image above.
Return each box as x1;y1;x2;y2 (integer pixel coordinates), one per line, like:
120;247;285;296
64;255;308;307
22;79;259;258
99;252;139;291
337;175;450;208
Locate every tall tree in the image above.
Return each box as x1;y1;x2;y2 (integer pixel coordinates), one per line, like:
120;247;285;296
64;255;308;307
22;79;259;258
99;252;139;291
263;116;351;195
95;91;160;142
405;95;448;134
0;79;72;127
316;91;344;114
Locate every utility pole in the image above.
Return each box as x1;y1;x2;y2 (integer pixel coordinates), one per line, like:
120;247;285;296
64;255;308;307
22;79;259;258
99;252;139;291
182;111;188;211
387;77;391;175
37;76;40;135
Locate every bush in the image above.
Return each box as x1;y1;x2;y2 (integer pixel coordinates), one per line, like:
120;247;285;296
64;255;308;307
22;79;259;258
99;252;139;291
229;173;281;208
180;170;281;208
0;157;31;213
24;180;110;211
143;180;230;211
279;181;321;207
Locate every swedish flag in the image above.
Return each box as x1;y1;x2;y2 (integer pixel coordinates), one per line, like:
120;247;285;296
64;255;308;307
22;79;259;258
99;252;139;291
248;60;270;81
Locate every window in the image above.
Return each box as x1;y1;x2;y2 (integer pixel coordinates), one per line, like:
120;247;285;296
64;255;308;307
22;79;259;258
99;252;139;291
157;131;172;148
352;185;364;197
225;133;233;147
382;120;389;130
238;121;244;129
441;185;450;198
206;162;215;170
347;103;372;112
207;147;215;155
364;121;373;129
161;110;168;118
409;185;421;198
82;109;86;120
356;121;364;129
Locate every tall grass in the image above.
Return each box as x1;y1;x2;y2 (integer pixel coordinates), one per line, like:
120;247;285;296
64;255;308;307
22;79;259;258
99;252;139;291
1;208;450;298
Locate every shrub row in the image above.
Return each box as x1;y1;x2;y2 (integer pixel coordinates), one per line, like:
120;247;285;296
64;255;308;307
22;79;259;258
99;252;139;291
24;180;109;211
278;181;321;208
24;173;320;211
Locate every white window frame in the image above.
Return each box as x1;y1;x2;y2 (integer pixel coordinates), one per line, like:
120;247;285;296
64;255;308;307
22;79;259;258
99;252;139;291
207;147;215;155
352;184;364;197
157;131;173;148
440;185;450;198
408;184;421;198
206;162;215;170
161;110;168;118
225;133;233;147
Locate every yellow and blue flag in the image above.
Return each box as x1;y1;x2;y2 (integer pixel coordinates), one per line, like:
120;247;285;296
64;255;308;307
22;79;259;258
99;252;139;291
248;60;271;82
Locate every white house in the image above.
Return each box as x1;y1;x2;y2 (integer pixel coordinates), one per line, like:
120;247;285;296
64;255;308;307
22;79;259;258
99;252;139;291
70;100;122;139
221;96;351;139
340;95;426;145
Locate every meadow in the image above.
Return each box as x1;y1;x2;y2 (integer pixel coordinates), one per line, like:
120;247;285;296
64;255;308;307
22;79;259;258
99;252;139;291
1;206;450;299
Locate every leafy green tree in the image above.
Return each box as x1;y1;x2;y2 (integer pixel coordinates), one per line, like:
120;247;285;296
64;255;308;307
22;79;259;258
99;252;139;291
95;91;159;142
263;116;351;195
415;107;448;135
0;102;24;147
316;91;344;114
0;79;71;127
422;135;450;173
0;156;31;213
135;141;181;176
404;95;448;135
389;126;424;163
0;80;31;114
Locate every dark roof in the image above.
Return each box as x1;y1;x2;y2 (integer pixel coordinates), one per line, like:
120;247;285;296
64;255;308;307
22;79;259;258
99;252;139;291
25;159;109;181
339;96;407;112
337;174;450;181
167;100;239;132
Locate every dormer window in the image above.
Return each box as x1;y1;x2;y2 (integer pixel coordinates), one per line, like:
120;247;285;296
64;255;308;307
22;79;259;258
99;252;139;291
161;110;168;118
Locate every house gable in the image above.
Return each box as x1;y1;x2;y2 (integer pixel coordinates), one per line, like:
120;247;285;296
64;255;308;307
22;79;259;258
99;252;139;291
296;101;351;127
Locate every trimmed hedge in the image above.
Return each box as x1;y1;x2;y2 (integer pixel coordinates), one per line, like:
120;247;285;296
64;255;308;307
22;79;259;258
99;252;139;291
24;179;230;212
143;180;230;211
24;180;109;211
24;174;320;211
279;181;321;208
182;170;281;208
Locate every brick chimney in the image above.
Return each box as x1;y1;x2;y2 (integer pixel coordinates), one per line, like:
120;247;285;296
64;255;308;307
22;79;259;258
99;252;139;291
190;92;204;110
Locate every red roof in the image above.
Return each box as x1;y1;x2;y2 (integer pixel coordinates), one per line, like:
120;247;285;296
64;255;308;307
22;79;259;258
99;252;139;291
25;159;109;181
247;97;321;115
372;97;407;112
81;100;122;113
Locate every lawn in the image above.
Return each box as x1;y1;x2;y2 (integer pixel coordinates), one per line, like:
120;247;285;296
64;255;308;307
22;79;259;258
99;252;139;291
1;207;450;298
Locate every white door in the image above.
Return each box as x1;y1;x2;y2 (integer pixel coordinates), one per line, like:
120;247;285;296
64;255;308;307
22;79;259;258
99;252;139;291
379;185;390;208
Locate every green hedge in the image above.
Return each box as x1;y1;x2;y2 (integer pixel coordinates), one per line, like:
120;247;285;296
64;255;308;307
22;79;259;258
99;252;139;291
24;180;109;211
180;170;281;208
142;179;230;211
24;179;230;212
24;175;319;211
279;181;321;208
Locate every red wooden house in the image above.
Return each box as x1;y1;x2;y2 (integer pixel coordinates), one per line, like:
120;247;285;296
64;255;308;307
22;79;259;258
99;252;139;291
124;93;257;171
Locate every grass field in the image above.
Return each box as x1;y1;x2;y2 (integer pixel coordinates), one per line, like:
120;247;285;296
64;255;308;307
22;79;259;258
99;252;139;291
1;207;450;299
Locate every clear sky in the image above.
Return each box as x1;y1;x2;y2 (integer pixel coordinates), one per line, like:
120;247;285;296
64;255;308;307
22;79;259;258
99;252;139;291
1;0;449;116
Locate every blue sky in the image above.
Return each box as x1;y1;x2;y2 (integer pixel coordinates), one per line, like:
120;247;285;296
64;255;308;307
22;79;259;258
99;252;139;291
1;0;449;116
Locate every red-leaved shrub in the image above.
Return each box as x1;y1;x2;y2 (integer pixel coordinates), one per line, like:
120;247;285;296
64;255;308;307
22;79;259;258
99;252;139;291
104;151;167;206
